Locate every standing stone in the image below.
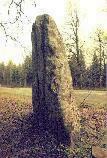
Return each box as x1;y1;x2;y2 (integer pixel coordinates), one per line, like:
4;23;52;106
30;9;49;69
31;14;80;145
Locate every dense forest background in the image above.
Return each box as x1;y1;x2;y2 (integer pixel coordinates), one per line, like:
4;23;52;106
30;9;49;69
0;50;106;89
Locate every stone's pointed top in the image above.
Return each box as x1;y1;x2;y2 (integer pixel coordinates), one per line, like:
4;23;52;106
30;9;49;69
36;14;52;20
35;14;55;26
37;14;50;18
37;14;52;19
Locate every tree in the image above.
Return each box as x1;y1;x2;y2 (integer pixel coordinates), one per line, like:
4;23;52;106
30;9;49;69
89;53;100;88
69;50;86;88
0;62;5;85
17;64;25;86
0;0;37;53
23;55;32;86
11;65;21;86
102;63;106;87
64;10;86;88
93;29;106;88
4;60;14;86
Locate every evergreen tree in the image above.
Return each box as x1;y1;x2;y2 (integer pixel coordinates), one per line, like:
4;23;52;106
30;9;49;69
5;60;14;86
102;63;106;88
0;62;5;85
94;29;106;88
17;64;25;86
23;55;32;86
11;65;21;86
90;53;100;88
69;50;86;88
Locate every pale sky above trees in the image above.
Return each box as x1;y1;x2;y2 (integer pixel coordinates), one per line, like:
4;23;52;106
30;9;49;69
0;0;107;64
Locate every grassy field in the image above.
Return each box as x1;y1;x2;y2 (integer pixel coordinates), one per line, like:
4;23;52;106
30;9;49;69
74;89;107;107
0;87;106;107
0;87;107;157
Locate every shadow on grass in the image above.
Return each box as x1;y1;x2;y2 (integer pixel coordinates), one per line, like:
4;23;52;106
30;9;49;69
1;113;70;158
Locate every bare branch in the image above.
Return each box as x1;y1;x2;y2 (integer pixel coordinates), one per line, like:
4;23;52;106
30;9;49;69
0;23;8;42
79;91;92;107
8;0;14;15
6;34;31;53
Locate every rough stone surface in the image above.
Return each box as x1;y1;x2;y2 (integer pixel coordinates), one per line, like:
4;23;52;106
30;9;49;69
31;14;80;145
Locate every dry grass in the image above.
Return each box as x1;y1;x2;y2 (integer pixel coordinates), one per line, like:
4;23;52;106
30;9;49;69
74;89;107;108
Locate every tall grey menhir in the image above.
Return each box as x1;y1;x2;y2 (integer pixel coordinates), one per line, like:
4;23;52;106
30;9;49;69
31;14;80;145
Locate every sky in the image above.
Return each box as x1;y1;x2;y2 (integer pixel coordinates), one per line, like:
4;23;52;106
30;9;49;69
0;0;107;64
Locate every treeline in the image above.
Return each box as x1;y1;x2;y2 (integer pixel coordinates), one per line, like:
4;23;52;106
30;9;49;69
69;52;106;89
0;55;32;87
0;52;106;89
